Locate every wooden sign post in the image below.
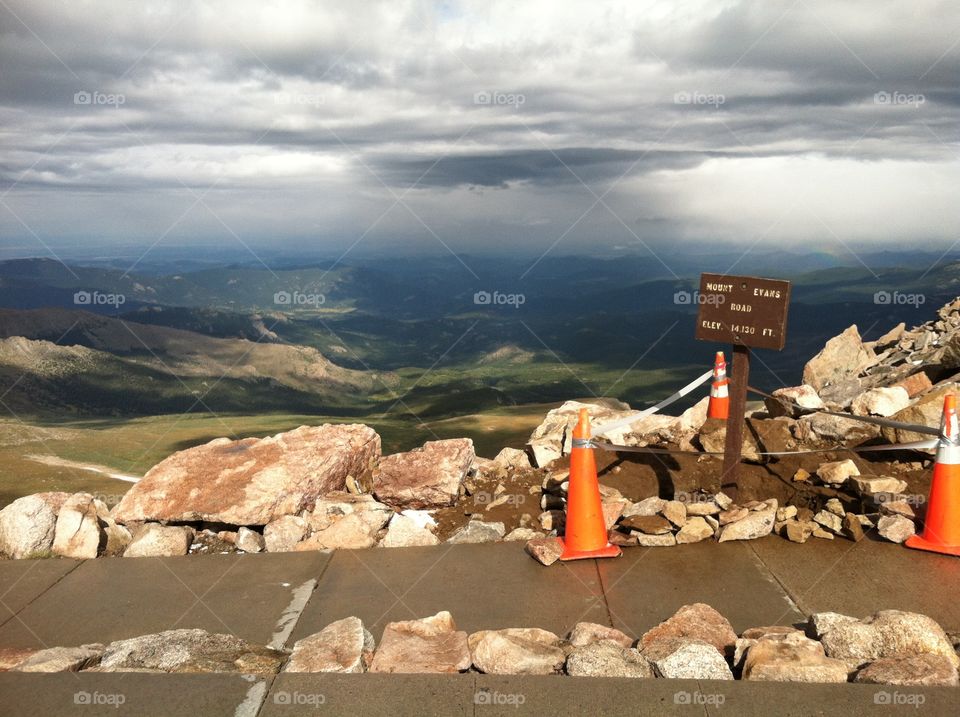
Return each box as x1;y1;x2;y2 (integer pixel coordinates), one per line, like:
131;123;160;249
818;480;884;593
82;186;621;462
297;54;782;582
694;273;791;500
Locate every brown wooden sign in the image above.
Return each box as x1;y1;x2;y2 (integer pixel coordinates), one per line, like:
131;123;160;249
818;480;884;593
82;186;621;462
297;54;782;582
694;273;792;351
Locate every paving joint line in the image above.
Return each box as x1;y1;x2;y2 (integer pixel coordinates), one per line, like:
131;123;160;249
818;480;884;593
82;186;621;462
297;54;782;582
0;558;83;632
745;541;806;623
592;559;617;630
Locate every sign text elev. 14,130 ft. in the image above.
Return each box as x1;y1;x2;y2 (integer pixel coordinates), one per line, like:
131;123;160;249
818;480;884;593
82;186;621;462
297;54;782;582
694;273;791;351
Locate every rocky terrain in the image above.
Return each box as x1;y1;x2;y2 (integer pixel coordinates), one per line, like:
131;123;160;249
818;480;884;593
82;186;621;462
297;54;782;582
1;603;957;687
2;298;959;562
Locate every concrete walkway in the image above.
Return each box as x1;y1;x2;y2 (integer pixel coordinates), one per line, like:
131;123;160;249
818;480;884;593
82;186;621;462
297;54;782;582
1;538;959;715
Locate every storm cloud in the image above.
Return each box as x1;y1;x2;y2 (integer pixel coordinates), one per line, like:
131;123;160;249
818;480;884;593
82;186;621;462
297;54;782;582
0;0;957;264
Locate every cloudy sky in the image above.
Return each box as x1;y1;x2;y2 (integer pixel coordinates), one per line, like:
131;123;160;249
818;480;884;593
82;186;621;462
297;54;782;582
0;0;957;263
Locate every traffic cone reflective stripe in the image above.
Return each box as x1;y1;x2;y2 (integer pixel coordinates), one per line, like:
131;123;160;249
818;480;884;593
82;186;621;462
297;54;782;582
559;408;621;561
906;394;960;557
708;351;730;420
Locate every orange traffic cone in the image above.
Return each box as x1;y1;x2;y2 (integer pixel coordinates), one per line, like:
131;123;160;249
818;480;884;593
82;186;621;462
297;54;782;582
906;394;960;557
707;351;730;420
560;408;621;561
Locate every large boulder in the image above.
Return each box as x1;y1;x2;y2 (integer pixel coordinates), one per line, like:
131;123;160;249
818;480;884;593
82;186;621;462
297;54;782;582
285;617;375;673
850;387;911;417
123;524;192;558
566;642;653;678
640;603;737;657
881;383;960;444
468;628;565;675
802;325;876;393
741;632;848;683
794;413;880;447
642;637;733;680
97;629;285;674
113;424;380;526
854;654;959;686
372;439;474;510
52;493;107;559
264;515;310;553
368;612;471;674
0;492;69;559
814;610;959;670
764;385;825;418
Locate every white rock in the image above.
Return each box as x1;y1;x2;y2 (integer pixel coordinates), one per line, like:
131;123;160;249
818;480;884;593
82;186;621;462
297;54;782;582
851;387;911;417
816;459;860;486
124;524;192;557
0;492;69;559
235;527;264;553
380;514;439;547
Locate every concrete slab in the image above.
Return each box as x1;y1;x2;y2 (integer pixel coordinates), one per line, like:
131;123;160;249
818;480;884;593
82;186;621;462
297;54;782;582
473;675;707;716
291;543;608;643
748;537;960;630
600;539;804;637
263;674;476;716
0;558;79;629
701;679;960;716
0;551;331;649
0;673;270;717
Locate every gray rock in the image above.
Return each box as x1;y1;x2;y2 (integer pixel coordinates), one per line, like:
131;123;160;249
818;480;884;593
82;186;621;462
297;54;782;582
98;629;285;674
817;610;960;670
675;516;714;544
623;496;666;517
642;637;733;680
493;447;530;471
525;537;564;566
632;531;677;547
803;325;876;392
718;499;777;542
765;384;825;418
235;527;264;553
502;527;541;542
380;514;439;547
850;476;908;496
469;628;565;675
123;524;191;558
11;644;104;672
660;500;687;528
286;616;374;673
263;515;310;553
816;459;859;486
813;510;843;535
0;492;69;559
566;642;653;678
447;520;505;544
876;514;915;544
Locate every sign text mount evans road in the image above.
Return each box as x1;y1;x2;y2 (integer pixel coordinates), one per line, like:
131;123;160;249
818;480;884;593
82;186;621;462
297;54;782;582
694;274;791;351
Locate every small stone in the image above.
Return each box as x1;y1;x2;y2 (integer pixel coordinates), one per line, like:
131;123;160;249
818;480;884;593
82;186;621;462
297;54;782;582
98;629;284;674
235;527;264;553
286;617;375;673
675;516;714;544
660;500;687;528
713;492;734;509
685;501;720;516
850;476;908;496
812;527;834;540
776;506;798;522
877;514;915;544
622;496;666;517
854;654;959;687
632;532;676;547
813;510;843;534
11;644;105;672
841;514;865;542
566;642;653;678
124;524;191;558
718;507;749;525
718;499;777;542
525;537;564;566
619;514;672;535
447;520;505;544
503;527;541;542
601;501;625;530
469;628;565;675
879;500;915;519
824;498;845;517
784;520;815;544
816;459;860;486
568;622;633;649
793;468;811;482
493;447;530;471
538;510;564;532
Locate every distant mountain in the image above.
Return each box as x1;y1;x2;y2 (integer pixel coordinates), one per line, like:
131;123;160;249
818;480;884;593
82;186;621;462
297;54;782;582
0;309;393;416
